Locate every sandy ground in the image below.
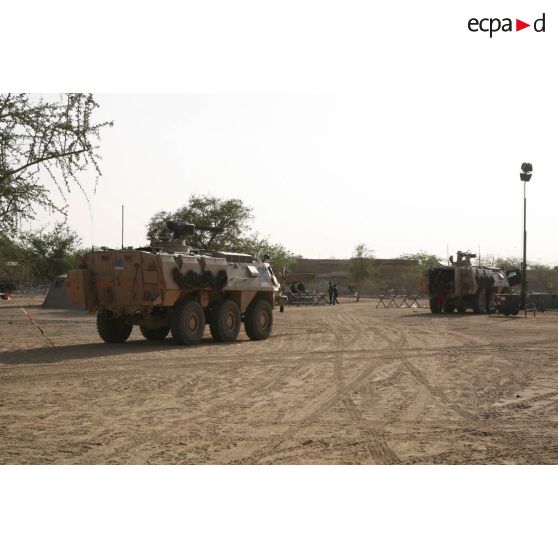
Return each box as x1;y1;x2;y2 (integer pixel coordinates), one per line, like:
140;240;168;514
1;295;558;464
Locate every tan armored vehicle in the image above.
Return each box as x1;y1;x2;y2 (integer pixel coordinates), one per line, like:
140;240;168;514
426;251;521;315
66;221;285;344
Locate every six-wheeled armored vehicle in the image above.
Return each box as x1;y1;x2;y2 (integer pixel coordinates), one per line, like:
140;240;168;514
426;251;522;315
66;221;285;344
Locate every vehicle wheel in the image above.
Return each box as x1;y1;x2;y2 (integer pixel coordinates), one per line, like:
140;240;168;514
97;312;133;343
140;325;170;340
457;305;467;313
244;299;273;340
485;288;494;314
502;298;512;316
472;289;487;314
209;299;241;342
170;299;205;345
429;296;441;314
444;303;455;313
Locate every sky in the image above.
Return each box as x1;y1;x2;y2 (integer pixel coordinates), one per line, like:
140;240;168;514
56;86;556;264
13;2;555;265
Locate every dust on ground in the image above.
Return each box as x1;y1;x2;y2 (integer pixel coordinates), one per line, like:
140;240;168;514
1;295;557;464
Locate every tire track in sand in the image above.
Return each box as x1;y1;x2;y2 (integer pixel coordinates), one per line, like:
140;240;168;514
235;320;401;464
98;359;308;463
372;326;477;422
334;347;400;464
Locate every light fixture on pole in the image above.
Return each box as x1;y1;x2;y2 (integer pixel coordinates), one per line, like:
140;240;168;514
520;162;533;315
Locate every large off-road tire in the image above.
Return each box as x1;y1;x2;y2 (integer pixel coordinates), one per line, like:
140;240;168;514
97;312;133;343
443;303;455;313
429;296;441;314
209;299;241;342
457;305;467;313
140;325;170;340
244;299;273;340
485;288;494;314
170;299;205;345
472;289;487;314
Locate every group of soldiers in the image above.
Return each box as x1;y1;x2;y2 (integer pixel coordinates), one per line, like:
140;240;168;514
327;282;339;305
287;279;344;305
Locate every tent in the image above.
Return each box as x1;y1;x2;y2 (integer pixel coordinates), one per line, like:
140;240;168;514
42;274;84;310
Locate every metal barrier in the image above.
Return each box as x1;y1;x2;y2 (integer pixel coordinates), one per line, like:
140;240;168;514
489;303;546;318
375;295;423;309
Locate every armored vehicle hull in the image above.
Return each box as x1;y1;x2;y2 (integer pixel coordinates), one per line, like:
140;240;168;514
66;238;284;344
426;251;521;315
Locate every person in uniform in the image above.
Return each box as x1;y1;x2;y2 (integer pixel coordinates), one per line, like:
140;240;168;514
328;282;334;305
333;284;339;305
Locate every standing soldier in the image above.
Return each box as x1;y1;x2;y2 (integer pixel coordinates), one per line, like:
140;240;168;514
333;284;339;305
328;282;334;305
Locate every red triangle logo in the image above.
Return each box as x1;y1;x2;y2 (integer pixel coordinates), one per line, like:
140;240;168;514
516;19;530;31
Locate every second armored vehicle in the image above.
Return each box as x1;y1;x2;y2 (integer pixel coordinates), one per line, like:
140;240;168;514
66;221;285;344
426;251;521;315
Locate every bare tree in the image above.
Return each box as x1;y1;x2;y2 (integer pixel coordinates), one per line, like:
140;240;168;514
0;93;112;235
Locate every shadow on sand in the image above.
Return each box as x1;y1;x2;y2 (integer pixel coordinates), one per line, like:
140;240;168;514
402;312;523;323
0;337;248;366
404;312;480;318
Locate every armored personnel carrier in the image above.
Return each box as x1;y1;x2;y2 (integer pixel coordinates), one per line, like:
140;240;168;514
426;251;521;315
66;221;285;344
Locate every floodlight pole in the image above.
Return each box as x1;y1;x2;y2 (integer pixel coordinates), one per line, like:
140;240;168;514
519;162;532;317
521;179;527;316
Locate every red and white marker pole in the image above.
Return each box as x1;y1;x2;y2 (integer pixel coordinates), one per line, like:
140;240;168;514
19;307;55;347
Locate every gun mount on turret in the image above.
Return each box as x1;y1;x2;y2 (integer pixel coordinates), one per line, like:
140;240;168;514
66;221;286;345
425;251;522;315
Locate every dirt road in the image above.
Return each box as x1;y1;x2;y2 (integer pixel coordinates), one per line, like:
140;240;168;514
1;296;558;464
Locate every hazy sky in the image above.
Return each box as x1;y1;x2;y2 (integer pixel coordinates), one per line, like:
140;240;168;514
25;4;557;265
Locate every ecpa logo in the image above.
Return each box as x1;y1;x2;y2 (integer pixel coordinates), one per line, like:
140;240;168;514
468;13;546;37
